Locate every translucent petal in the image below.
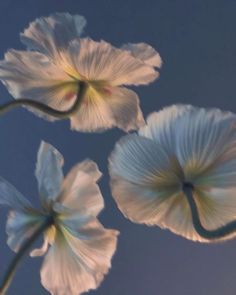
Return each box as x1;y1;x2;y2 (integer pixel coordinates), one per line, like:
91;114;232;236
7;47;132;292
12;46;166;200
0;176;31;210
140;105;236;187
58;160;104;216
122;42;162;68
71;86;144;132
30;235;50;257
6;210;43;252
20;12;86;59
139;105;193;155
172;107;236;185
161;187;236;242
109;134;185;225
105;86;145;132
36;141;64;207
109;134;183;187
70;86;114;132
68;38;159;86
0;50;77;117
109;175;180;226
40;224;118;295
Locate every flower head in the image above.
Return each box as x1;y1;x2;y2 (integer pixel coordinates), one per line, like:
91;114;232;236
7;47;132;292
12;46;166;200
109;105;236;242
0;141;119;294
0;13;161;132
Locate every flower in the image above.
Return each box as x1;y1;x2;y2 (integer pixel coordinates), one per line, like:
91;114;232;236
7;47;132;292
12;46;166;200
109;105;236;242
0;141;119;294
0;13;161;132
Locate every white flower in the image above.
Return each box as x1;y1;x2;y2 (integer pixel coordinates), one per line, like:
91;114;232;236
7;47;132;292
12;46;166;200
0;141;119;295
109;105;236;242
0;13;161;132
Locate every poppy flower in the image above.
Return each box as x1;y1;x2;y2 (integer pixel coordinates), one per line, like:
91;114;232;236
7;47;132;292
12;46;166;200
109;105;236;242
0;141;119;294
0;13;161;132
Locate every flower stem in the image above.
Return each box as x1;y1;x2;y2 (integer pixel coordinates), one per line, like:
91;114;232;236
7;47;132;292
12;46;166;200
0;216;54;295
183;183;236;240
0;81;88;119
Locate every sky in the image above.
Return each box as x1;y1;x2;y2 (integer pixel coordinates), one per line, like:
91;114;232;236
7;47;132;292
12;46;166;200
0;0;236;294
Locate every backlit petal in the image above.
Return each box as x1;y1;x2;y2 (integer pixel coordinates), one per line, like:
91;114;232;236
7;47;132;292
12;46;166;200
20;13;86;59
109;134;184;224
6;210;43;252
0;176;31;210
36;141;64;207
122;42;162;68
68;38;159;86
161;188;236;242
70;86;144;132
58;160;104;216
0;50;77;119
105;87;145;132
139;105;193;155
41;224;118;295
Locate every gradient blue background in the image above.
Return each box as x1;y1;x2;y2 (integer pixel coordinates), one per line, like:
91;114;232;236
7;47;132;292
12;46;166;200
0;0;236;294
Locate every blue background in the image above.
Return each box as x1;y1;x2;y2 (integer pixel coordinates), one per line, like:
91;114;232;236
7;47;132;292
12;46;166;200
0;0;236;294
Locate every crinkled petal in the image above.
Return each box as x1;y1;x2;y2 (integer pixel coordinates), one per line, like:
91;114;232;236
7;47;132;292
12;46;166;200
0;176;32;210
68;38;159;86
6;210;43;252
20;12;86;59
58;160;104;216
70;86;114;132
122;42;162;68
0;50;77;119
30;236;50;257
40;223;118;295
161;187;236;242
139;105;193;155
172;106;236;185
70;85;144;132
36;141;64;207
109;175;179;226
109;134;182;187
104;86;145;132
140;105;236;187
109;134;184;224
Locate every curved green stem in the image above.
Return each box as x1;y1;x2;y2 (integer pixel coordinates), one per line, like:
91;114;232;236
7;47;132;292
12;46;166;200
0;216;53;295
183;183;236;240
0;81;88;119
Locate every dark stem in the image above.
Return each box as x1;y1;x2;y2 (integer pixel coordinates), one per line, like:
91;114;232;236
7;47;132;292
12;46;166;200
183;183;236;240
0;81;88;119
0;216;54;295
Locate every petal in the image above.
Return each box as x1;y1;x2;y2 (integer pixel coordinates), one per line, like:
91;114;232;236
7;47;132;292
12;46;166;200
105;87;145;132
109;134;183;224
58;160;104;217
122;42;162;68
139;105;193;155
109;175;180;226
0;50;77;118
161;188;236;242
68;38;159;86
40;223;118;295
172;107;236;185
140;105;236;187
36;141;64;207
30;237;49;257
20;12;86;59
109;134;182;187
70;86;144;132
0;176;31;210
6;210;43;252
70;87;114;132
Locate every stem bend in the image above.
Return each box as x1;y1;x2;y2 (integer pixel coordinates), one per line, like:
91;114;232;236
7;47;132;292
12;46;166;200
0;216;53;295
0;81;88;119
183;183;236;240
